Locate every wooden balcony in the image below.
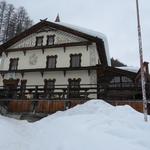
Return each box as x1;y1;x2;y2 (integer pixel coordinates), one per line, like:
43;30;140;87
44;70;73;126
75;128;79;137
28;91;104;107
0;84;97;100
0;82;149;101
0;83;149;115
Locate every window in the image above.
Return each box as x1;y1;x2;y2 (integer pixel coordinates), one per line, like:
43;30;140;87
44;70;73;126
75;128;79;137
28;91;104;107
44;79;56;98
44;79;55;90
46;35;55;46
46;55;57;68
109;76;121;87
9;58;19;70
68;78;81;98
35;36;43;46
70;54;82;67
121;76;134;87
121;76;132;83
109;76;134;88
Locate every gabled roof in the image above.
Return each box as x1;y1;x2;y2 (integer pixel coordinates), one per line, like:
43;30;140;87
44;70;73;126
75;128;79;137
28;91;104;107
0;20;110;66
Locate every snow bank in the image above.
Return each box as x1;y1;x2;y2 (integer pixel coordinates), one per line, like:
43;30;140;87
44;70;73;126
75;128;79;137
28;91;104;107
0;100;150;150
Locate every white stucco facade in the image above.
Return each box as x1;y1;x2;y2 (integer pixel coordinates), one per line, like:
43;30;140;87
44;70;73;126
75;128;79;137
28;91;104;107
0;26;100;87
1;45;99;70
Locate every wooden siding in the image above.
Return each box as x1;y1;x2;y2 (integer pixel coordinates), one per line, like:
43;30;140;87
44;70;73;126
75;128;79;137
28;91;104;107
107;100;146;113
6;100;150;115
7;100;86;114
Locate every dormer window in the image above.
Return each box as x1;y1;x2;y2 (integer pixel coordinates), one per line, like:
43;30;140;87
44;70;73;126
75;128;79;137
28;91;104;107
35;36;43;46
9;58;19;70
46;55;57;69
70;54;82;67
46;35;55;46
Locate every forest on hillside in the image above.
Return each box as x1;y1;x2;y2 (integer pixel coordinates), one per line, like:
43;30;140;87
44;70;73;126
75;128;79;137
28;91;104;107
0;1;33;44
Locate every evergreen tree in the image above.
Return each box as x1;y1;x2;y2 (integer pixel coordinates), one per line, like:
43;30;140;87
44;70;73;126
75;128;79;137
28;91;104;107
111;57;127;67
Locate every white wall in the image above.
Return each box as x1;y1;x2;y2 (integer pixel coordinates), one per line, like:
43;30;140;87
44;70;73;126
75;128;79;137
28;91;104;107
0;28;100;87
1;44;99;70
0;70;92;86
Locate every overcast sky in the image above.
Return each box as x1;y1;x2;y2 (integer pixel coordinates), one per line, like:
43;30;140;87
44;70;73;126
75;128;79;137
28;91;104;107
6;0;150;67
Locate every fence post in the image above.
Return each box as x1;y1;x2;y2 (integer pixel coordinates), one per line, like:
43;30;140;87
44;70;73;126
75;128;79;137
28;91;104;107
97;83;100;99
67;85;70;100
84;89;88;101
35;85;38;99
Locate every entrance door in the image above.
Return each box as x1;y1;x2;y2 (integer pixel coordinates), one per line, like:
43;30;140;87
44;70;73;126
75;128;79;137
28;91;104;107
3;79;19;99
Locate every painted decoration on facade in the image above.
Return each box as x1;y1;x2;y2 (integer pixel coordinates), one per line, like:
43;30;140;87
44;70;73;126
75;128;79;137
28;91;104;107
29;53;38;65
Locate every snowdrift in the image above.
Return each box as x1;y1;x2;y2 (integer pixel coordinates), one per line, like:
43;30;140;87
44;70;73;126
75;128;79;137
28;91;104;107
0;100;150;150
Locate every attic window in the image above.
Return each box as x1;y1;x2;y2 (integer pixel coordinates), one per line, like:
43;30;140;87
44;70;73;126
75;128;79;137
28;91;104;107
70;54;82;67
47;35;55;46
9;58;19;71
35;36;43;46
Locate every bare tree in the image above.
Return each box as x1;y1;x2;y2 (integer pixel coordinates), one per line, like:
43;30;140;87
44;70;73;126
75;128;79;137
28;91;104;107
0;1;7;43
0;1;6;31
15;7;27;35
0;1;33;43
3;4;15;42
7;12;17;40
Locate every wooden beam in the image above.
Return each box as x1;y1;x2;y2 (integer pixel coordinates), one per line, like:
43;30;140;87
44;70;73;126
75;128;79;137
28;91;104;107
0;66;97;74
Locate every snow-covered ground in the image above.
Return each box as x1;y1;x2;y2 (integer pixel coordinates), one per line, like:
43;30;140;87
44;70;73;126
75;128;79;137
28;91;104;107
0;100;150;150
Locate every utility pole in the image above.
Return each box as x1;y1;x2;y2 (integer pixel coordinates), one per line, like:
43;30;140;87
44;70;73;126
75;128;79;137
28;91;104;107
136;0;148;122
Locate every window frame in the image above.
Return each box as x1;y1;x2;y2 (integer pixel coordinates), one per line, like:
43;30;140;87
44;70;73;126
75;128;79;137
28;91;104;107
44;79;56;98
46;35;55;46
44;79;56;90
46;55;57;69
68;78;81;98
35;36;44;47
9;58;19;71
70;53;82;68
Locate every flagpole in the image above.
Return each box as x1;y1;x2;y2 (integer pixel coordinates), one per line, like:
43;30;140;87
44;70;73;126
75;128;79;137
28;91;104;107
136;0;148;122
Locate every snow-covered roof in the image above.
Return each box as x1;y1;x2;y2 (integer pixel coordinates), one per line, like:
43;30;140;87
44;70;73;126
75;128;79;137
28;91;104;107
56;22;111;66
116;66;139;73
0;20;111;66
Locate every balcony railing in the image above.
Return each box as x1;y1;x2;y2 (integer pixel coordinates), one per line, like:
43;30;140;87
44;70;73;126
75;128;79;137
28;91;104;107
0;84;97;100
0;82;149;101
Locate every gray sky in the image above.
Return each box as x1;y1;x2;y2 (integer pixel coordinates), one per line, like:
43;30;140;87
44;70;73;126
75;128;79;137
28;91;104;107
6;0;150;67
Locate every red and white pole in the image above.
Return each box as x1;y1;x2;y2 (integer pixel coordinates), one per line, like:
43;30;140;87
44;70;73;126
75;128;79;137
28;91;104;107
136;0;148;122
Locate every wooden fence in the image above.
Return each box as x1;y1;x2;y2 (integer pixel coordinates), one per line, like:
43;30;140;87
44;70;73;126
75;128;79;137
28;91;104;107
4;100;86;114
